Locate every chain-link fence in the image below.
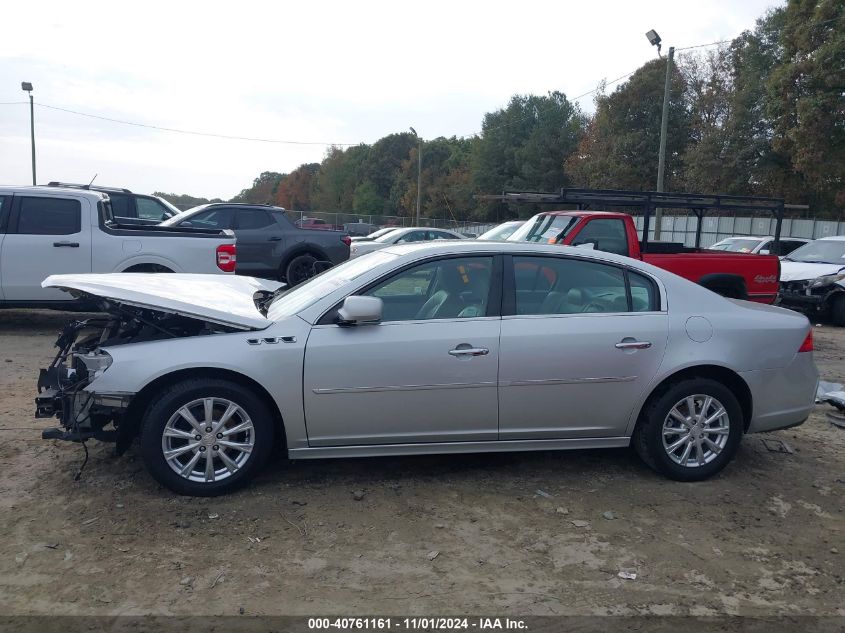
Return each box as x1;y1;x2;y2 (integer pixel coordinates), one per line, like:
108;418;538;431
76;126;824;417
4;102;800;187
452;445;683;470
283;210;496;237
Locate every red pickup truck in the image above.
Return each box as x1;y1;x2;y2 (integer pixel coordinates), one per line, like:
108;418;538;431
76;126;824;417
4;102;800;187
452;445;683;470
510;210;780;303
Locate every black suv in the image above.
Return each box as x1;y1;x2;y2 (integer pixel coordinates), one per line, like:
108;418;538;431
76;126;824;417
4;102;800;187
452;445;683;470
46;183;181;225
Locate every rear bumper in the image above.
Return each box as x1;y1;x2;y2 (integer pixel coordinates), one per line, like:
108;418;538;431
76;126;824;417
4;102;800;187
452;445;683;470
740;352;819;433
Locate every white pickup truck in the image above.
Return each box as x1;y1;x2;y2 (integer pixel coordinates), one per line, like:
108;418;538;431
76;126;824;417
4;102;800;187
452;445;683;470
0;186;237;307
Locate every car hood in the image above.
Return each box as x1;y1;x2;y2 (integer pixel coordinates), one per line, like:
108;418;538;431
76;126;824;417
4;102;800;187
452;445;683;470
780;261;845;282
43;273;284;330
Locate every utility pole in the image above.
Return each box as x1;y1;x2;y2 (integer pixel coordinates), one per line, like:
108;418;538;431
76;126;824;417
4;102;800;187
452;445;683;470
410;127;422;225
21;82;36;185
654;46;674;240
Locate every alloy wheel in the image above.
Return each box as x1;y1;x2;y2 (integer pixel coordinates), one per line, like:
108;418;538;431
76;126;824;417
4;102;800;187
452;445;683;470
161;397;255;483
661;394;730;468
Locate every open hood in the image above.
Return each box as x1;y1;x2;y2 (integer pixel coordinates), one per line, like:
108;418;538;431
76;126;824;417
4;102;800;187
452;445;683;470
43;273;284;330
780;261;845;282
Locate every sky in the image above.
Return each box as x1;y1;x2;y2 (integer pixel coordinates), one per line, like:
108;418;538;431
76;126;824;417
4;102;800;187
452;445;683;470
0;0;779;200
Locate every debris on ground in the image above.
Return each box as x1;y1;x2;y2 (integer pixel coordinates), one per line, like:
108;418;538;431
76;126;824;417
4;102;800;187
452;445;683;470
762;438;794;454
207;513;219;520
571;520;590;528
555;507;569;515
179;576;194;586
617;571;637;580
816;381;843;403
352;490;365;501
535;489;552;499
602;511;616;520
426;550;440;561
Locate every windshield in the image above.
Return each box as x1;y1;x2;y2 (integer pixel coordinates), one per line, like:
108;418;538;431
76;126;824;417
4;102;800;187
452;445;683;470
508;214;579;243
157;197;183;217
477;222;523;241
160;205;208;226
784;240;845;264
363;227;399;241
709;238;763;253
266;250;399;320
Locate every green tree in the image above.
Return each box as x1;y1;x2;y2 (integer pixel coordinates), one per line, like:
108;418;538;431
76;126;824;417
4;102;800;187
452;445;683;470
230;171;285;204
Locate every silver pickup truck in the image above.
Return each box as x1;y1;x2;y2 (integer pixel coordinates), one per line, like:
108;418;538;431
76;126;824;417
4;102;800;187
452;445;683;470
0;186;237;307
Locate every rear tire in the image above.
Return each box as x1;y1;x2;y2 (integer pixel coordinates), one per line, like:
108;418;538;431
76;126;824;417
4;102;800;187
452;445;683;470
284;254;318;286
831;294;845;327
633;378;743;481
139;379;274;496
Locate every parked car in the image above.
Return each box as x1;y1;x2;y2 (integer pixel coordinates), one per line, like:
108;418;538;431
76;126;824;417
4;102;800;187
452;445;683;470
509;211;780;302
295;217;341;231
476;221;525;241
778;236;845;326
46;182;181;225
36;241;816;495
350;227;466;258
0;186;236;307
709;235;810;256
161;203;350;285
349;227;401;242
344;222;379;237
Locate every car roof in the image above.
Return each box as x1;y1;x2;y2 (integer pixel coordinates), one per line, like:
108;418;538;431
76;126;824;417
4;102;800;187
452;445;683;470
818;236;845;242
0;185;107;200
202;202;286;212
537;210;630;219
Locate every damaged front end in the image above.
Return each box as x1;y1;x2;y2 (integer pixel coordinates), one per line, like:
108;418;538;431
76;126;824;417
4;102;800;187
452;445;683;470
36;299;243;453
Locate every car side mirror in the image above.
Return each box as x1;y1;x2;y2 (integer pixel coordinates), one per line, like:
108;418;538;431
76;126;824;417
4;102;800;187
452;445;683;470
574;242;596;250
337;296;382;326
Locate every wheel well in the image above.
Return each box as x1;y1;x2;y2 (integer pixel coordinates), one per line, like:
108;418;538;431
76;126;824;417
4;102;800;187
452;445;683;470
698;274;747;300
123;263;174;273
123;367;286;450
637;365;753;431
280;248;327;278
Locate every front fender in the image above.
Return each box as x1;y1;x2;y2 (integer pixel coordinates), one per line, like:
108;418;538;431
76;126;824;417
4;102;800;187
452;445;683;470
85;319;311;449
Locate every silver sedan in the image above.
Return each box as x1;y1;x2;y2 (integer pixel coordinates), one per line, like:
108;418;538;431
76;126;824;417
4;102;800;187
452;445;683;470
38;242;818;495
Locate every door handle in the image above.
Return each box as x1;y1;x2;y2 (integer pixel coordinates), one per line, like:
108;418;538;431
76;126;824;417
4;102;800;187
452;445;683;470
449;347;489;357
268;236;282;241
53;241;80;248
615;341;652;350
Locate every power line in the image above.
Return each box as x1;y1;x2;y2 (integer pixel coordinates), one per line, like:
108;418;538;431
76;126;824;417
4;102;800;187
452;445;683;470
675;39;731;51
5;101;360;146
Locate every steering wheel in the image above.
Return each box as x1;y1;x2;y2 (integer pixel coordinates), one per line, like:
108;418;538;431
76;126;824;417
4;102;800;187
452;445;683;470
415;290;450;319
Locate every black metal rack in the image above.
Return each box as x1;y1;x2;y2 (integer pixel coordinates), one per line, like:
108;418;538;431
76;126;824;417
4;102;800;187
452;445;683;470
477;188;787;250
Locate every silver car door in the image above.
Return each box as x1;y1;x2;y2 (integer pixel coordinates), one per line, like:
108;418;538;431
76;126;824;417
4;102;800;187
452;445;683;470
303;255;501;446
498;255;668;439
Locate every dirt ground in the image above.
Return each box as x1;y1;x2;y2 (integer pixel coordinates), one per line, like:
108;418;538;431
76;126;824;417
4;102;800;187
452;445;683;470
0;309;842;618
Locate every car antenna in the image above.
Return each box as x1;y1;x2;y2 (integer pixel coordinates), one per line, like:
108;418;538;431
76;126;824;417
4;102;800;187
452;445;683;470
87;173;98;187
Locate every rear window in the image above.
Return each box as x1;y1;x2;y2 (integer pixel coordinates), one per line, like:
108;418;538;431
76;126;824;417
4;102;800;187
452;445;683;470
17;197;81;235
109;193;133;218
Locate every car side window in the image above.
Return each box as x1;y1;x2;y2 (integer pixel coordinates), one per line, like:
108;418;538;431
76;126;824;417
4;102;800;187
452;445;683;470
365;257;494;321
513;256;633;315
16;197;82;235
236;209;275;230
185;209;234;229
109;193;133;218
628;271;659;312
136;197;170;221
571;218;628;256
429;231;452;240
0;196;8;233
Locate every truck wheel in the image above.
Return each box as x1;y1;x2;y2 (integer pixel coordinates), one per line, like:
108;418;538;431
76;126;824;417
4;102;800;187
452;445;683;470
633;378;743;481
139;379;274;496
831;295;845;327
124;264;174;273
285;254;318;286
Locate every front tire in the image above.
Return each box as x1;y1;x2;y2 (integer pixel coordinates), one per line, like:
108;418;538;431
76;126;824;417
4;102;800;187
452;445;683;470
139;379;274;496
633;378;743;481
830;294;845;327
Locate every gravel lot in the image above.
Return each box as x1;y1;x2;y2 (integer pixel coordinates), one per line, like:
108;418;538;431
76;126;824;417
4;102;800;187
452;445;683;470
0;309;843;617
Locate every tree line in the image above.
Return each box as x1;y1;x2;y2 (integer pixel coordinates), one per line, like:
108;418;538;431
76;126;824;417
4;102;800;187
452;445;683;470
160;0;843;220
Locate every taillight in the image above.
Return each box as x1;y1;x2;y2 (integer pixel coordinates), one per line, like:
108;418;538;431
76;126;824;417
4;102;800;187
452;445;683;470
798;330;813;353
341;235;351;247
216;244;237;272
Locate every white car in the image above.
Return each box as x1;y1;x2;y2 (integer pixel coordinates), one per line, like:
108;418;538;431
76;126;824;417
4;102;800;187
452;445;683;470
476;221;525;241
350;227;466;258
349;227;400;243
36;242;817;496
709;236;810;256
778;236;845;326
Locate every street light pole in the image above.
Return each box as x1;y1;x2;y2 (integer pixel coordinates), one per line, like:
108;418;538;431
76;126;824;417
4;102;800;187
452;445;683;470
21;82;36;185
654;46;674;240
409;127;421;225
